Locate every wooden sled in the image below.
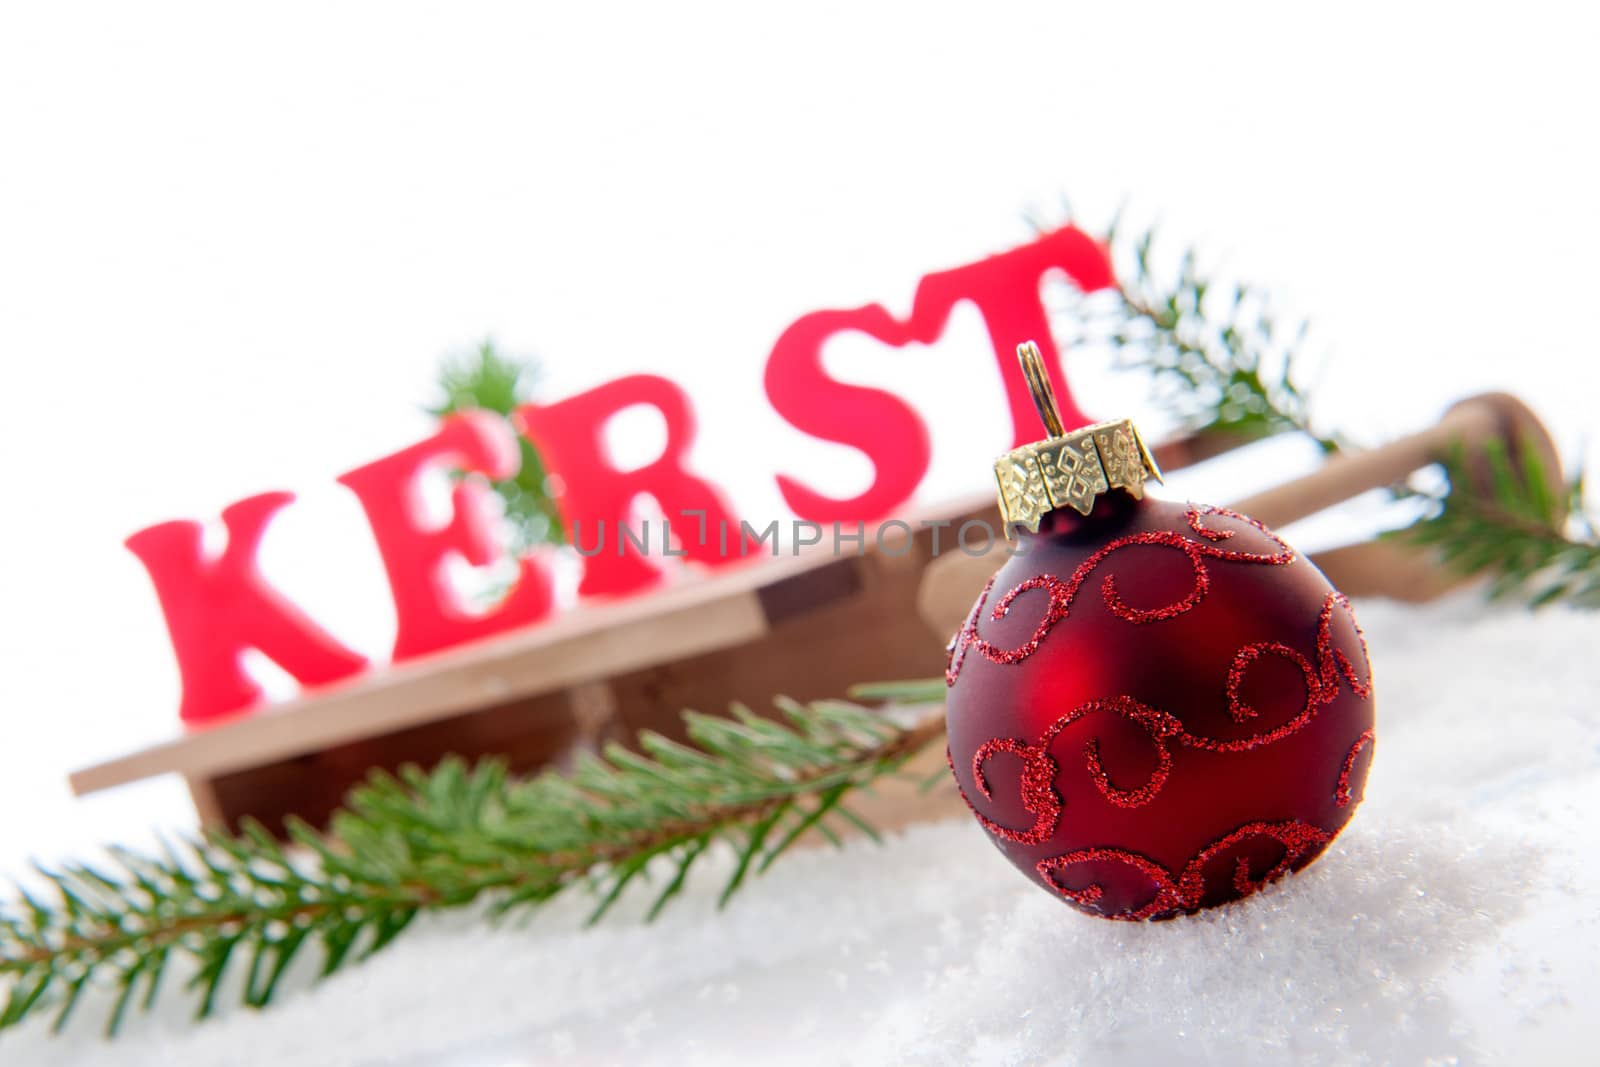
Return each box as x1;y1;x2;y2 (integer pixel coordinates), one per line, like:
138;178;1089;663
69;393;1559;834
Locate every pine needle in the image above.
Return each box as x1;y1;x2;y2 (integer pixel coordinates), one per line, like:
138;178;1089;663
1054;215;1599;611
1054;216;1344;454
0;697;946;1035
1387;441;1600;609
428;339;564;550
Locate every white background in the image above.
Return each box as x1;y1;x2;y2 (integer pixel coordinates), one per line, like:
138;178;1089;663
1;2;1597;875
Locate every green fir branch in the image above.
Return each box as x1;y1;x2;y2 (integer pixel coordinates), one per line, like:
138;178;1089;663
1;696;945;1035
16;217;1598;1045
1387;439;1600;608
1059;217;1345;454
429;340;565;549
1063;217;1599;609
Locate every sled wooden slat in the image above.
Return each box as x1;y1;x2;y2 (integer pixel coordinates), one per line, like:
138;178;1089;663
67;496;996;832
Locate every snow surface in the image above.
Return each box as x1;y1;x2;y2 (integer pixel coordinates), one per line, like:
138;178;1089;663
4;596;1598;1065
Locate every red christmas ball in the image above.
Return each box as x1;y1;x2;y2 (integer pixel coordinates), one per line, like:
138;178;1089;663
944;492;1375;920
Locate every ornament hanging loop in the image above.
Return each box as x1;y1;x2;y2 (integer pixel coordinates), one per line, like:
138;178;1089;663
993;341;1164;531
1018;341;1067;439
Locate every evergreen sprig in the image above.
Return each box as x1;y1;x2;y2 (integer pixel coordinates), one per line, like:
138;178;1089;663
1;693;945;1036
1390;439;1600;608
1074;217;1598;609
12;219;1596;1044
1058;217;1344;454
429;340;565;549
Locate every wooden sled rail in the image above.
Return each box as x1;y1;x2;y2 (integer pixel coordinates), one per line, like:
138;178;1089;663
919;392;1563;636
71;393;1557;833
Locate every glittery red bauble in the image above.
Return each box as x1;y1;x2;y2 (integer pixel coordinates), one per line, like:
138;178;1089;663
944;494;1375;920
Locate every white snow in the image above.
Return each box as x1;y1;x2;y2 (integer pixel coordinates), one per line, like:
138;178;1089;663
4;595;1598;1065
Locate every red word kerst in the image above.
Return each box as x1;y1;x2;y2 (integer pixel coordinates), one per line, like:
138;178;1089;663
766;225;1113;522
129;226;1109;724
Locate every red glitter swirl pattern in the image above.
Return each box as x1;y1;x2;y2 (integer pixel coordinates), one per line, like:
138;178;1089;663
943;580;992;686
1098;535;1210;624
1049;697;1185;809
952;591;1373;833
945;505;1294;686
1335;728;1376;807
1226;642;1320;723
965;738;1061;844
1318;592;1373;699
1185;506;1296;563
958;696;1186;843
1036;847;1186;919
1205;641;1323;749
1035;820;1332;921
1184;820;1332;901
1186;591;1373;752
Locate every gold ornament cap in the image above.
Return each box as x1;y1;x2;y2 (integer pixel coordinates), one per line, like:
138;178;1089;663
994;341;1163;533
